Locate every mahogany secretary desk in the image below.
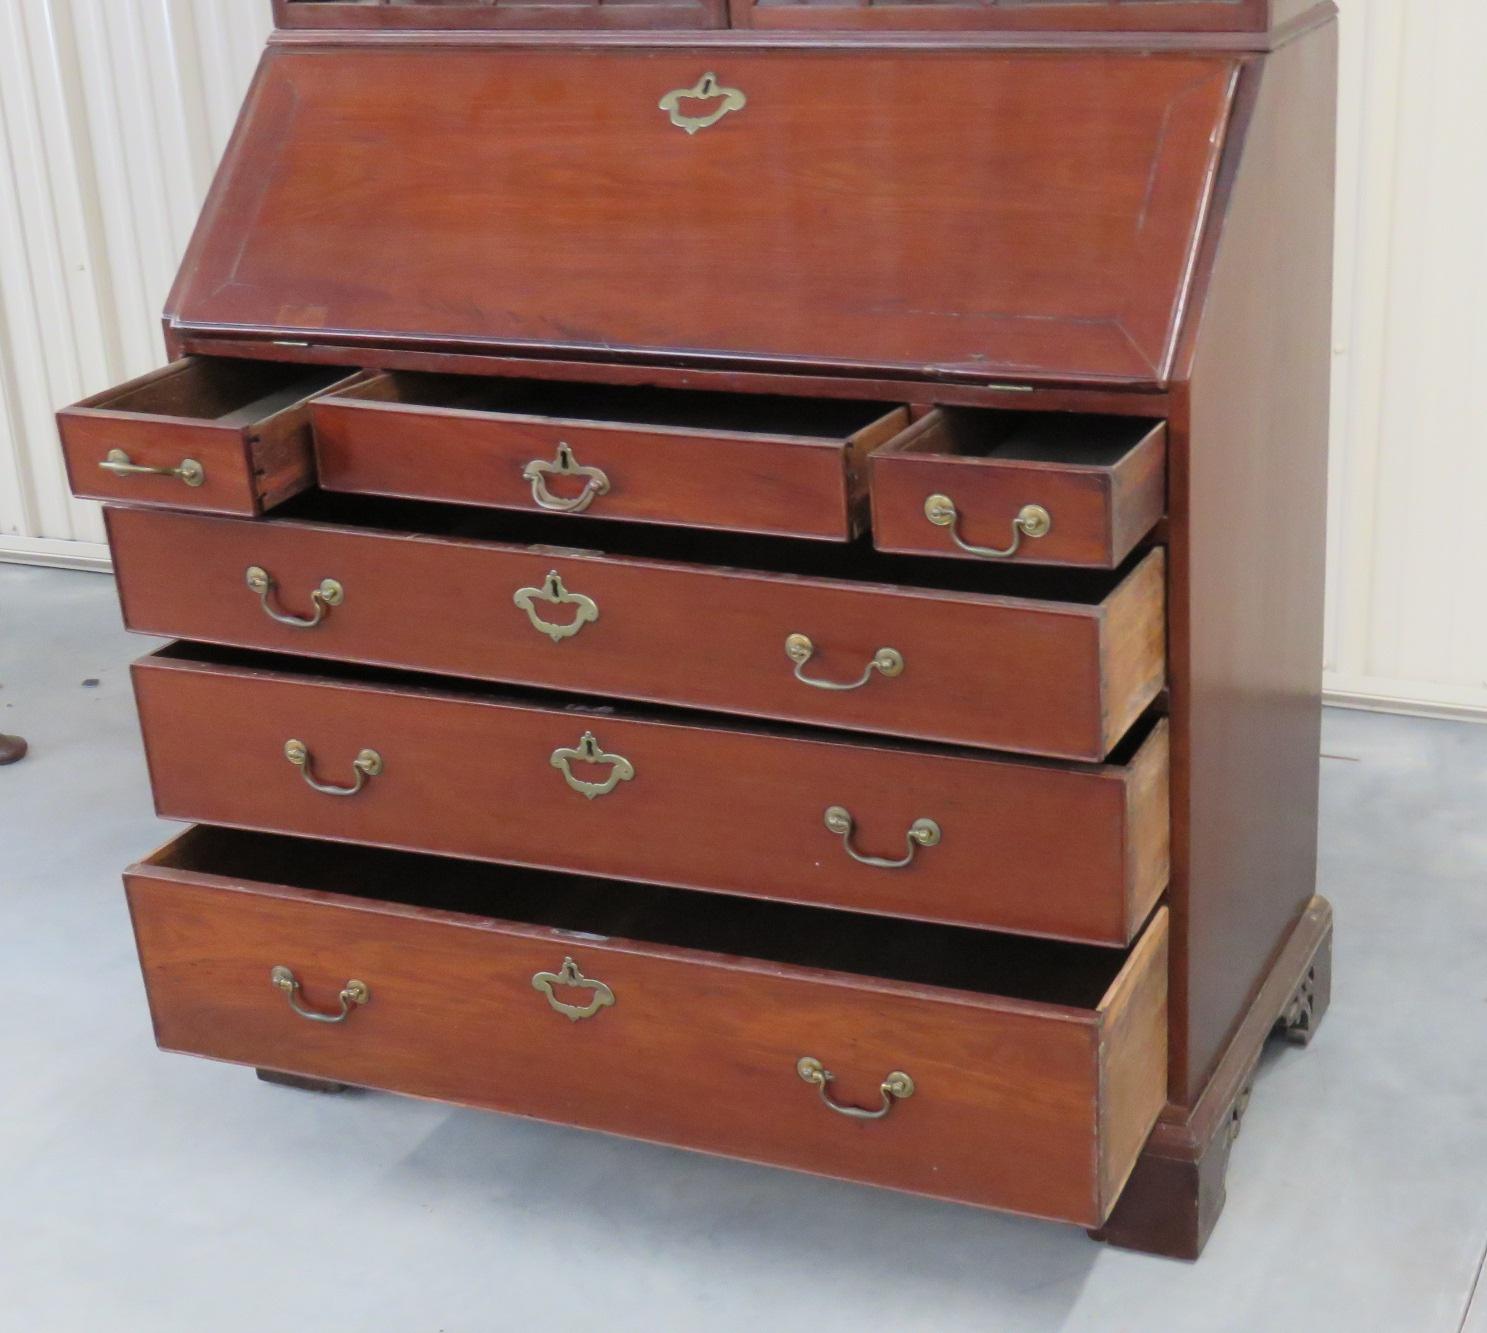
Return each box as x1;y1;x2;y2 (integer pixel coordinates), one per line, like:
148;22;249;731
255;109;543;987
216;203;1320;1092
58;0;1336;1260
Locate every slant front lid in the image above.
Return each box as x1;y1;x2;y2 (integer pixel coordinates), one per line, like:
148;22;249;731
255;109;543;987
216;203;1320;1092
168;46;1237;385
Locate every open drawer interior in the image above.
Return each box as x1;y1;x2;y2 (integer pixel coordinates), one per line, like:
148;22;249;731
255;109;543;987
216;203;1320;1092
59;357;356;516
93;358;351;426
871;408;1167;569
129;825;1169;1226
322;372;902;442
142;826;1150;1009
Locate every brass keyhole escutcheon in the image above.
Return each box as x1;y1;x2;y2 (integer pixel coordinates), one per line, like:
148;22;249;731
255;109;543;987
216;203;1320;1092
522;442;610;514
550;730;634;800
532;956;615;1021
513;570;599;643
658;72;747;135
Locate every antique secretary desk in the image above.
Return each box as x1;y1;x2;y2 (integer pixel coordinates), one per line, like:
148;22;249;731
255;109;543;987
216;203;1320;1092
58;0;1336;1260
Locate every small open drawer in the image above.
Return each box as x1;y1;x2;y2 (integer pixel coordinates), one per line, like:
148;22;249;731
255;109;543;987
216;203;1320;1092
310;373;908;541
871;410;1166;568
127;826;1168;1228
59;358;358;516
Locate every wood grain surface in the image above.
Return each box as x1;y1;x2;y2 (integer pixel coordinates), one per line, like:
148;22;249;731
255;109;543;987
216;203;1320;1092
166;47;1236;384
128;825;1169;1226
131;646;1170;945
312;373;906;540
107;505;1165;760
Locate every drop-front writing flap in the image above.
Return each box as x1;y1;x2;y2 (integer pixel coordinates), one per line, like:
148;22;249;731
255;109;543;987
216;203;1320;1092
167;47;1237;386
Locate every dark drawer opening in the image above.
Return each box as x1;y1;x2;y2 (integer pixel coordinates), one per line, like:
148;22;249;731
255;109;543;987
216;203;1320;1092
325;371;900;442
142;637;1166;765
892;409;1164;466
275;489;1147;604
149;825;1142;1009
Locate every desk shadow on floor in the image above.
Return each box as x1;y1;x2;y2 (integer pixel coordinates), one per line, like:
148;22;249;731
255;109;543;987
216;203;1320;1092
361;1097;1101;1324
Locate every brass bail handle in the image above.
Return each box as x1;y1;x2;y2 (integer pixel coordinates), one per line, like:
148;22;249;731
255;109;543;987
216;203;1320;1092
246;565;343;628
98;448;204;488
785;634;903;691
923;496;1052;560
284;738;383;796
796;1057;914;1121
824;806;940;869
270;966;368;1024
522;442;611;514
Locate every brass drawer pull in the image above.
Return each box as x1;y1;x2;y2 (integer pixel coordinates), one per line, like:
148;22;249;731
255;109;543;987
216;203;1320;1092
658;71;746;136
924;495;1051;560
522;442;610;514
514;570;599;642
532;956;615;1022
796;1057;914;1121
284;738;382;796
245;565;343;628
785;634;903;691
551;730;634;800
98;447;204;488
824;805;940;869
270;965;368;1024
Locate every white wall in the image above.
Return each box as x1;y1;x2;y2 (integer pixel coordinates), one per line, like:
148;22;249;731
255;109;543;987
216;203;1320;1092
1325;0;1487;718
0;0;270;568
0;0;1481;715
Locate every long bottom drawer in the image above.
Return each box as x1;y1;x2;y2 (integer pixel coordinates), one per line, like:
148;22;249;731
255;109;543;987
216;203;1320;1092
126;827;1168;1229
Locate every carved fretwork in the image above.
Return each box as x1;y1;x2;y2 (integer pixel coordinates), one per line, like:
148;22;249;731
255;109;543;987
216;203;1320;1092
1275;964;1320;1046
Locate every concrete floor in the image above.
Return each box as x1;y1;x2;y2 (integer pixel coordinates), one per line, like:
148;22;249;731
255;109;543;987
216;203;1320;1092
2;560;1486;1332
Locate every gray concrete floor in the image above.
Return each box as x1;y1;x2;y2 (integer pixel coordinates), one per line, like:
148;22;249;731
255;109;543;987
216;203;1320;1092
2;560;1485;1332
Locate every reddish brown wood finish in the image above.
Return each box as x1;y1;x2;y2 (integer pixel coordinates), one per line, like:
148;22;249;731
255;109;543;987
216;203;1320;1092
1162;22;1334;1105
870;411;1166;568
76;0;1340;1260
166;47;1236;385
131;648;1169;946
274;0;728;30
58;359;355;517
311;374;905;540
127;827;1169;1227
107;506;1165;761
271;0;1320;36
176;332;1177;416
1094;896;1330;1258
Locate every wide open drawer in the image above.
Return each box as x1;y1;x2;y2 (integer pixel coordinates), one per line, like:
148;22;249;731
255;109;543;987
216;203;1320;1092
127;826;1169;1227
58;358;356;516
870;410;1167;569
311;374;906;540
131;645;1169;946
166;47;1237;384
107;503;1165;761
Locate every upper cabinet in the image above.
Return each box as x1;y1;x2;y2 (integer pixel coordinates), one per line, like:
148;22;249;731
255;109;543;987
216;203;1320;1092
272;0;728;30
272;0;1318;34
